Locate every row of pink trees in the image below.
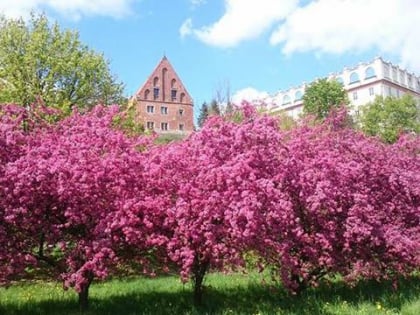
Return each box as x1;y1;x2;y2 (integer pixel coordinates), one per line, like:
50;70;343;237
1;103;419;308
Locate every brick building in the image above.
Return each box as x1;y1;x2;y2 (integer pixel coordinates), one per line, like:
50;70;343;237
132;56;194;133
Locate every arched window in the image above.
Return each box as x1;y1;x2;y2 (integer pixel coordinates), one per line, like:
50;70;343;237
365;67;376;79
335;77;344;85
294;90;303;101
349;72;360;84
153;77;159;86
171;79;177;88
282;95;291;105
144;89;150;100
180;92;185;103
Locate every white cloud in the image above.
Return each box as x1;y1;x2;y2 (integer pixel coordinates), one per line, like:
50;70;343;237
182;0;298;47
0;0;136;20
179;18;193;38
270;0;420;72
232;87;269;105
190;0;206;8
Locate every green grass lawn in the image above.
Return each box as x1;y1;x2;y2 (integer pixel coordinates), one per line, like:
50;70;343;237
0;272;419;315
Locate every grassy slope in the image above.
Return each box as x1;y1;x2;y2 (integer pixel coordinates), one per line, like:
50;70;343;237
0;272;419;315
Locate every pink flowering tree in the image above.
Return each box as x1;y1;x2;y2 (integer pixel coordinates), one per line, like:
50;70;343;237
0;105;151;310
259;110;419;293
0;105;33;285
140;104;285;304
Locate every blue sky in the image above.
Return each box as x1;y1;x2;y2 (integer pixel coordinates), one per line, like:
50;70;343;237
1;0;419;119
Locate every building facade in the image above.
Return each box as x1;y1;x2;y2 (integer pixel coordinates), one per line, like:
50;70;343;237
132;56;194;133
266;57;420;118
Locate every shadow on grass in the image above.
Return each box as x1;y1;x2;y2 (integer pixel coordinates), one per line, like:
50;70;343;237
1;276;419;315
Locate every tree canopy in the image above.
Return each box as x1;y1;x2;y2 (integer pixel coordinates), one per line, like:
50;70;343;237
359;94;420;143
1;102;419;309
0;13;124;112
302;78;349;119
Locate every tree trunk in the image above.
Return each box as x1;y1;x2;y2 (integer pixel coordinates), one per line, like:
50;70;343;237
291;273;307;296
78;273;94;312
192;257;209;306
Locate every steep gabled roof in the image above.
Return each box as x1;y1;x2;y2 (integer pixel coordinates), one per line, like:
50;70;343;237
133;56;193;104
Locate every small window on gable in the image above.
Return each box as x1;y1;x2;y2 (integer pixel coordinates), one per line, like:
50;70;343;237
282;95;291;105
294;90;303;101
336;77;344;85
180;93;185;103
153;87;159;100
153;77;159;86
171;79;176;88
365;67;376;79
171;89;177;101
349;72;360;84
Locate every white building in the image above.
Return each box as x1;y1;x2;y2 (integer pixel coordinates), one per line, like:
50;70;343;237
265;57;420;118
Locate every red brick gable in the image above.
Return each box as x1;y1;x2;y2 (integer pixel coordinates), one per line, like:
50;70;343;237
134;56;193;105
132;56;194;133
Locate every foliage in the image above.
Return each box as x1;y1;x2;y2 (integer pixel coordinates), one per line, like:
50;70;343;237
0;13;124;112
112;103;144;136
0;105;152;310
1;101;419;309
359;95;420;143
140;106;282;304
303;78;349;120
260;110;419;293
209;99;221;115
197;102;209;128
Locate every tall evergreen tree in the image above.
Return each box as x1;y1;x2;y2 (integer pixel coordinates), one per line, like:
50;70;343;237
209;99;221;115
197;102;209;128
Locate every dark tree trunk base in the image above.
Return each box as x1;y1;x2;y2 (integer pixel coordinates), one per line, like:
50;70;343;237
78;273;94;312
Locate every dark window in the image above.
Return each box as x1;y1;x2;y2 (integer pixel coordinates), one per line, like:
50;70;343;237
153;87;159;100
161;122;168;131
171;89;177;101
146;105;154;113
352;92;358;100
179;124;184;131
146;121;154;129
161;106;168;115
179;108;184;116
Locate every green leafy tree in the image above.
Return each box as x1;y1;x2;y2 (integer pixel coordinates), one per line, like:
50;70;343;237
359;95;420;143
197;102;209;128
209;99;221;115
0;13;124;112
303;78;349;120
